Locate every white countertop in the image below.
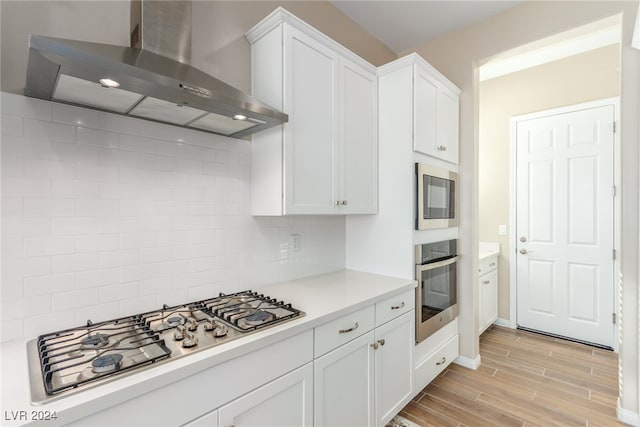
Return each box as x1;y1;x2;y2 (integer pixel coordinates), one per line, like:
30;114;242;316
0;269;415;426
479;242;500;261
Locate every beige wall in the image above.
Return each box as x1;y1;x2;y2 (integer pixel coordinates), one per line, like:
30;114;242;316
479;44;621;320
0;1;396;95
404;1;639;416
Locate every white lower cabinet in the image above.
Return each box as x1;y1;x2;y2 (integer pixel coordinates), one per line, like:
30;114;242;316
479;255;499;334
218;363;313;427
314;331;375;426
314;311;414;427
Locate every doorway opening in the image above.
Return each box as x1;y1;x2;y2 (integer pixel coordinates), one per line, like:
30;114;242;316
477;16;622;349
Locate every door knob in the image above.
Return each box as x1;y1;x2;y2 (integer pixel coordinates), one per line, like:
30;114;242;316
519;248;528;254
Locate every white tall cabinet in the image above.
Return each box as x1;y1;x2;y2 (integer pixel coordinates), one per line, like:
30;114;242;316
246;8;377;215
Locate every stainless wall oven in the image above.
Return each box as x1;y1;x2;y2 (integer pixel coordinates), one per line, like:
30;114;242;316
416;163;458;230
415;239;459;343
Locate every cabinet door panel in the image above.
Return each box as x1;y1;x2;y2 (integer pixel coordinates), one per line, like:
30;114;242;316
436;87;459;164
413;67;438;157
219;363;313;427
314;331;375;427
480;269;498;333
340;58;377;214
284;26;338;214
375;311;414;426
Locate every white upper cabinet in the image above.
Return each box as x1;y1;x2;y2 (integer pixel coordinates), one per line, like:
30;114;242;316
246;8;378;215
387;55;460;164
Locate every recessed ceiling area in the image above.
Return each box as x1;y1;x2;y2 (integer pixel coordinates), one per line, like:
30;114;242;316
330;1;522;53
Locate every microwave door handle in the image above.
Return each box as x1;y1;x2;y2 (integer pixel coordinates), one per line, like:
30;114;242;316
417;255;460;272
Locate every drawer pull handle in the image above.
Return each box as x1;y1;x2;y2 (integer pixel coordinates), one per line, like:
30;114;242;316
436;357;447;366
391;302;405;310
339;322;359;334
489;263;496;266
482;280;490;284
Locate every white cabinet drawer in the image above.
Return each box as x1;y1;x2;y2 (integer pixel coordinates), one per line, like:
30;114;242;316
479;256;498;276
375;289;415;327
314;305;375;357
414;334;458;392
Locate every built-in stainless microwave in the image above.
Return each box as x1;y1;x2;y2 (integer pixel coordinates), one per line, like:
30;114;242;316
416;163;458;230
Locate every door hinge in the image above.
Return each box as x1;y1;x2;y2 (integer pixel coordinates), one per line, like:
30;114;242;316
613;313;617;324
612;249;616;260
612;185;616;197
613;121;616;133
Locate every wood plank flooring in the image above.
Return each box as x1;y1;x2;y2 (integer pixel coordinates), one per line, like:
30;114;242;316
399;326;624;427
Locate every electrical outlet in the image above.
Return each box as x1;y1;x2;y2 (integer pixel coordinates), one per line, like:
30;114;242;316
499;225;507;236
290;234;301;251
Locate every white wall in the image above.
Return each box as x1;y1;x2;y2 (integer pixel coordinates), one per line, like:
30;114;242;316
0;93;346;342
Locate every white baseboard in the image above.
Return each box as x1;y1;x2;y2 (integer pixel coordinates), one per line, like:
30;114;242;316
617;400;640;426
454;354;481;370
493;318;515;328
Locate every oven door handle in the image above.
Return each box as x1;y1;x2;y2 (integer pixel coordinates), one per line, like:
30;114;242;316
416;255;460;272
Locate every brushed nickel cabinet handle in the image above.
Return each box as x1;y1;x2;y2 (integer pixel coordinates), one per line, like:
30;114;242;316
371;342;379;350
436;357;446;366
341;200;348;205
482;280;490;284
339;322;359;334
391;302;405;310
378;339;385;346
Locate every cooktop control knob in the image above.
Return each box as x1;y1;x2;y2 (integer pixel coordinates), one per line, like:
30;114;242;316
214;324;228;338
173;325;186;341
186;318;198;331
183;333;198;348
204;319;217;331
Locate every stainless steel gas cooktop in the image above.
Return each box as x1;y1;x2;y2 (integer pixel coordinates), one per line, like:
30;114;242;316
27;291;304;404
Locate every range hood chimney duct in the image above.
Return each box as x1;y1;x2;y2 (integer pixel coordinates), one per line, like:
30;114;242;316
24;0;287;138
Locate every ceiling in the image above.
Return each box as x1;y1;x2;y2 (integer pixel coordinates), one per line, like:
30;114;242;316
330;1;522;53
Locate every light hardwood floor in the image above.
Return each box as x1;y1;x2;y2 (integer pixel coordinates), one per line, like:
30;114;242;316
399;326;625;426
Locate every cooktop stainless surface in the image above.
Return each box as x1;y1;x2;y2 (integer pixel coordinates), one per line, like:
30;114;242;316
28;291;304;404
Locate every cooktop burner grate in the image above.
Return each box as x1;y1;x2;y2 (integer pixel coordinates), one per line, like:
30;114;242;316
29;290;304;403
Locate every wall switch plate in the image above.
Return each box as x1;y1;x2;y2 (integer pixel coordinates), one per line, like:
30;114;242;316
499;225;507;236
290;234;301;251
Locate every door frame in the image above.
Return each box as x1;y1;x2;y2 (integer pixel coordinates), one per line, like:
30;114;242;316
508;97;621;350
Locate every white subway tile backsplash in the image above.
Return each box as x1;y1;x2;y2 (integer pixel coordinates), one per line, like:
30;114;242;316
24;198;75;217
98;249;139;269
2;114;23;136
76;268;120;289
2;94;346;341
120;231;156;249
2;177;51;197
24;273;75;296
51;141;100;163
76;235;120;253
24;236;75;256
52;217;99;235
24;118;75;142
52;288;100;311
77;199;119;217
2;254;51;280
77;163;119;183
99;113;140;135
52;253;99;273
24;159;77;180
51;104;101;128
1;93;51;120
76;127;120;148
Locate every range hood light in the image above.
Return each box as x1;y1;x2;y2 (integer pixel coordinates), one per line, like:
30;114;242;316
99;78;120;88
233;114;247;121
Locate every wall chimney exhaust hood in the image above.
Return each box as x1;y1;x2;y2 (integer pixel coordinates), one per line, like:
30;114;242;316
24;1;287;139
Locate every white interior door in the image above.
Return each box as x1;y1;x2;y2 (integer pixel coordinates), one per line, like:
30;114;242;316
515;104;614;348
